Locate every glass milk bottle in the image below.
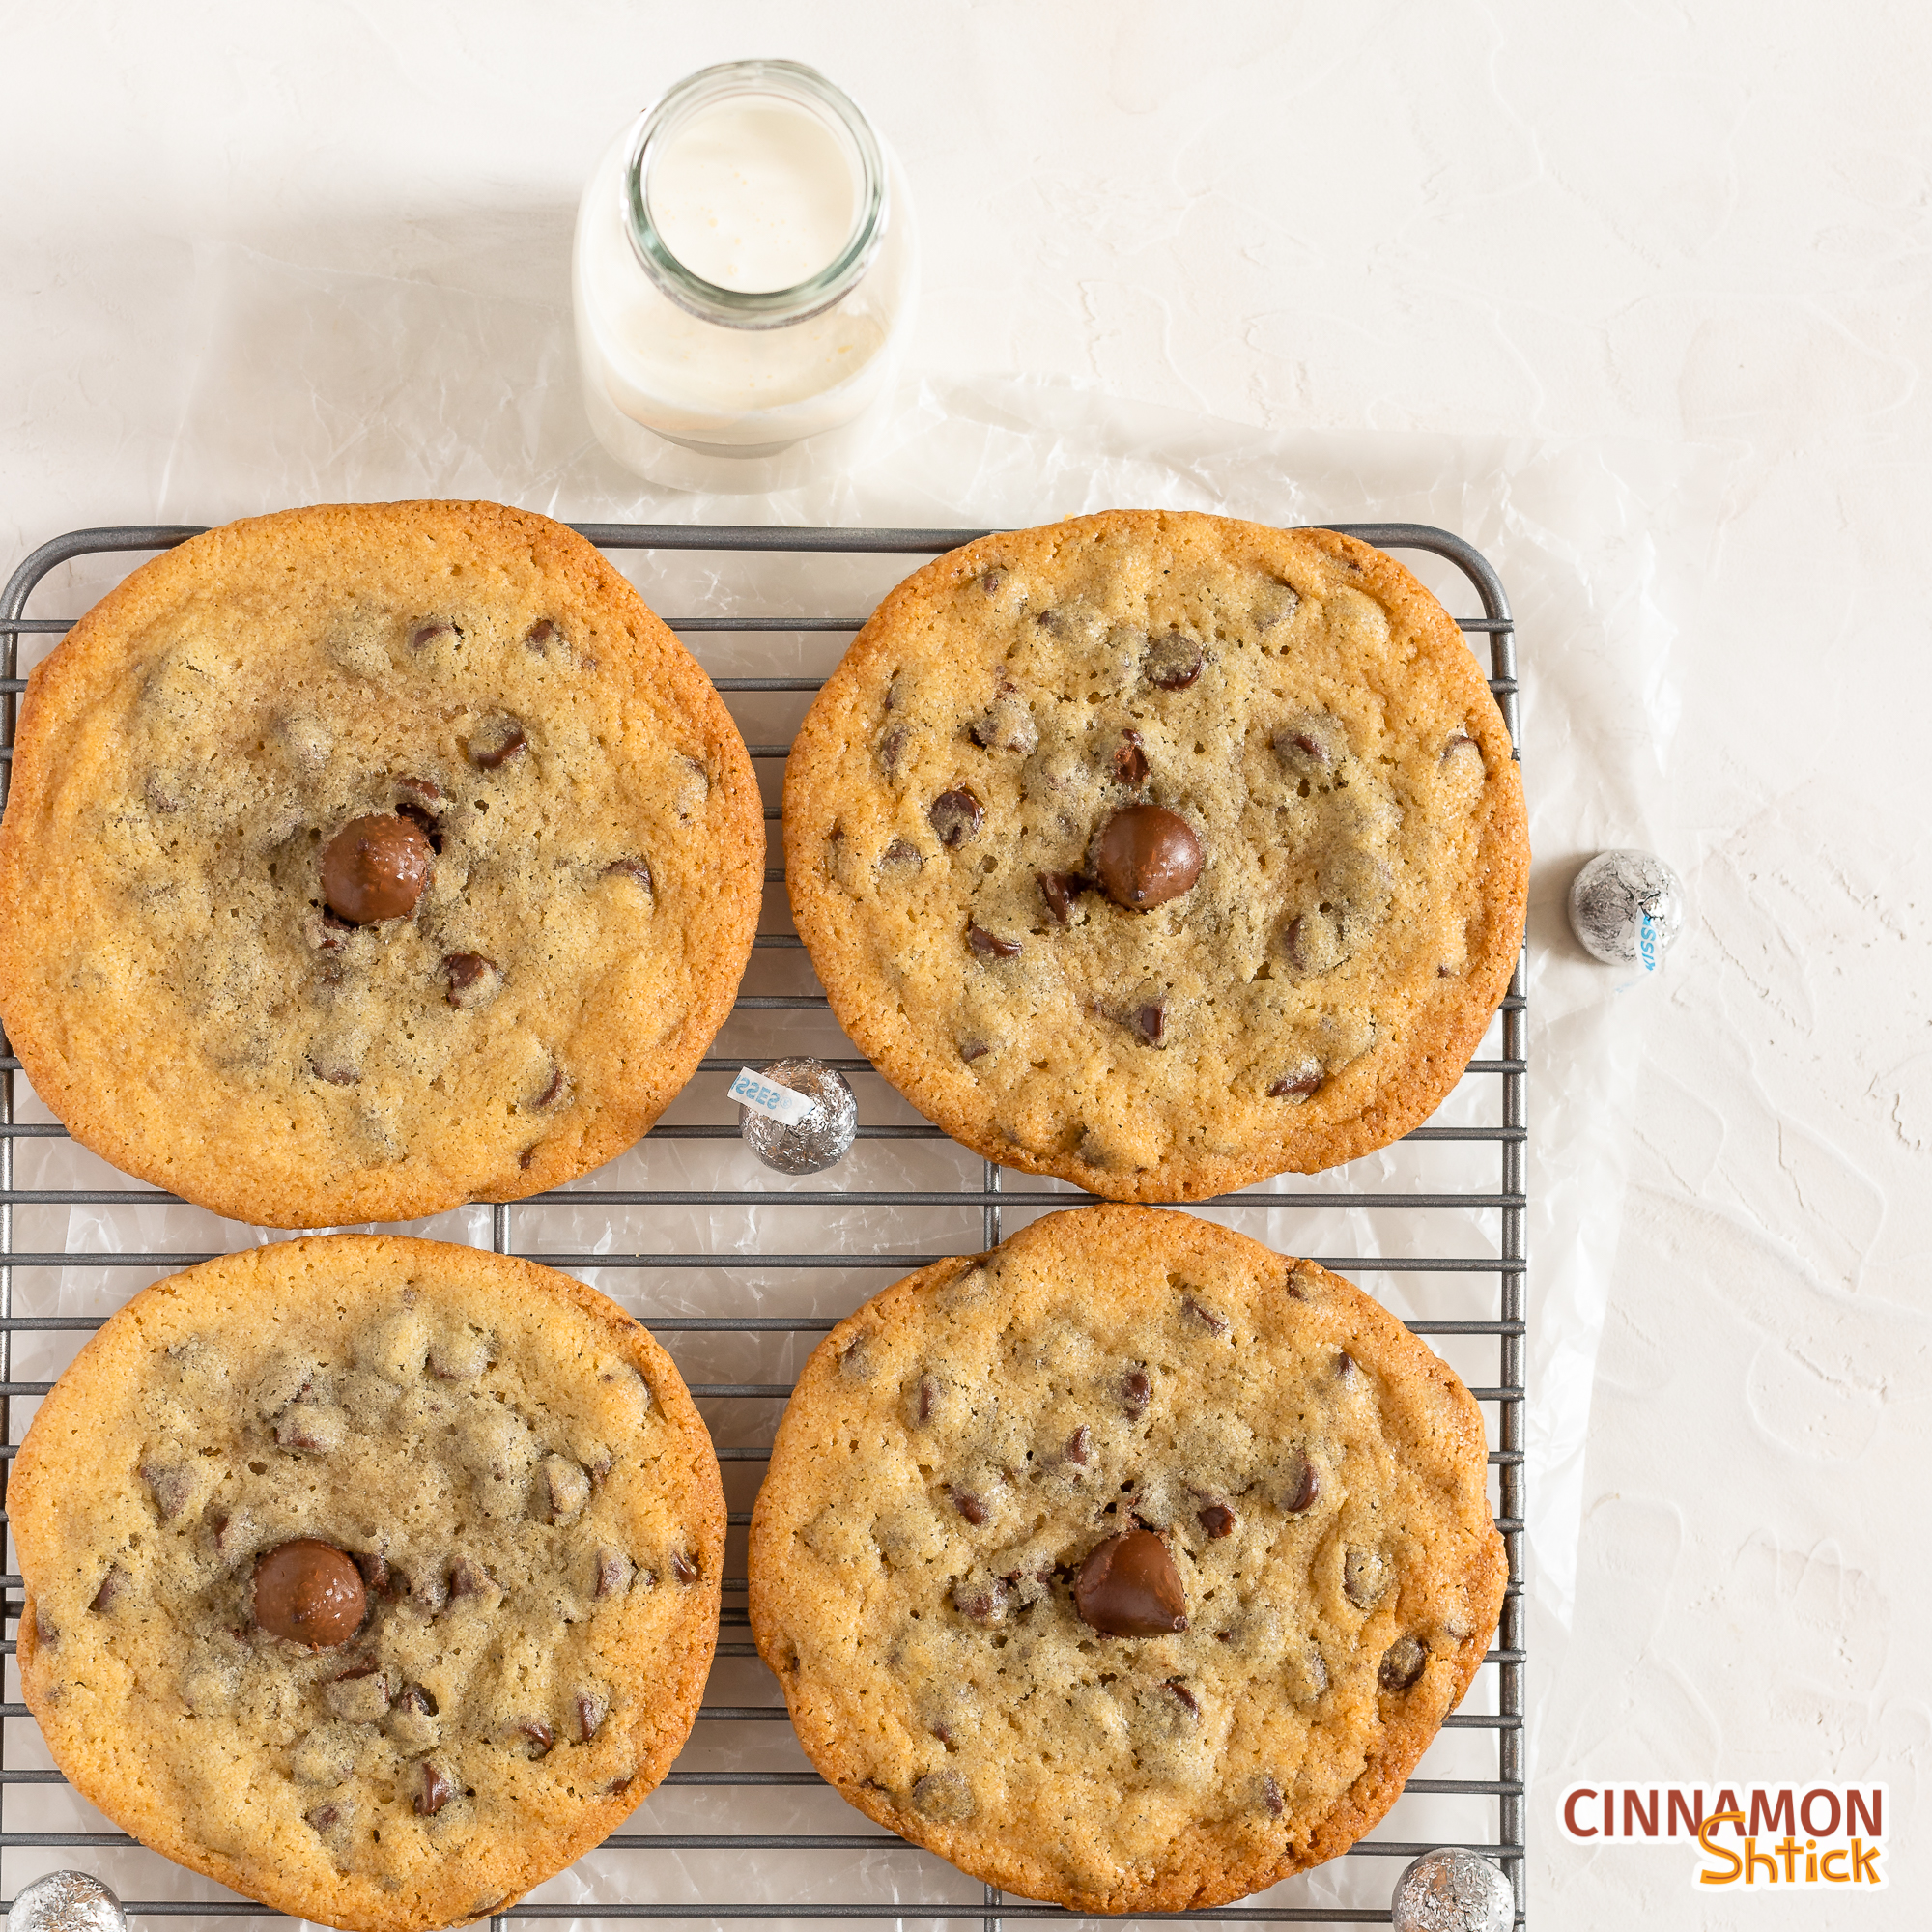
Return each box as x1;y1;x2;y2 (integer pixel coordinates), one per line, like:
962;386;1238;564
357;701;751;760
573;60;919;488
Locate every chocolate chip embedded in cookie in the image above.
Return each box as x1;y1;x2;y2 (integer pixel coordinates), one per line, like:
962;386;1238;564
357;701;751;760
439;950;501;1009
9;1235;724;1932
1144;631;1204;690
466;714;527;770
927;787;982;848
749;1205;1505;1916
782;510;1528;1199
0;500;763;1228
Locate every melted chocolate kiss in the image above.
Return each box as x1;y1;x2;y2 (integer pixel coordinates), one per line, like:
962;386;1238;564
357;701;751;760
1074;1528;1189;1636
1092;806;1203;910
320;814;433;923
254;1539;367;1647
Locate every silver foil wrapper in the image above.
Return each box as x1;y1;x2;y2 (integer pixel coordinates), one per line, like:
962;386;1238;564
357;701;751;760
1390;1846;1515;1932
738;1057;859;1175
7;1873;126;1932
1567;847;1686;969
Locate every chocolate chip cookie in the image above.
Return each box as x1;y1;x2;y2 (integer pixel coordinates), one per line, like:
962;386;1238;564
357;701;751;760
11;1235;724;1932
749;1206;1504;1914
0;501;763;1227
783;512;1527;1198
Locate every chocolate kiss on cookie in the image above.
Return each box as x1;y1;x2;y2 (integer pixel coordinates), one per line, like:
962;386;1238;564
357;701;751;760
1092;807;1203;910
320;813;433;924
1074;1528;1189;1635
253;1539;366;1647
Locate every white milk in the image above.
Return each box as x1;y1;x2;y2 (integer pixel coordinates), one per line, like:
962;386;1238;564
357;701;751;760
572;64;918;476
646;97;856;295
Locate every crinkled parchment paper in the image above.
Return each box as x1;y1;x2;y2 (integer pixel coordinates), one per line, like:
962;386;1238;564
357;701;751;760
2;242;1726;1928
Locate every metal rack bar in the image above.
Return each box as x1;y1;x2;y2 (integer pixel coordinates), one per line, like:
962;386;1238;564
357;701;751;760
0;520;1527;1930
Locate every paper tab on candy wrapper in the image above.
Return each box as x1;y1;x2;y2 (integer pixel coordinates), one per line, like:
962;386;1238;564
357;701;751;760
729;1067;816;1126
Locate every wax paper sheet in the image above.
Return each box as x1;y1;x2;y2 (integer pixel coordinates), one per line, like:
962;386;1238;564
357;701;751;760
3;241;1728;1928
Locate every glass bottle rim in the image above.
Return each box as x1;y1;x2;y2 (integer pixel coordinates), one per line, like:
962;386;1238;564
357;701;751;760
622;59;889;331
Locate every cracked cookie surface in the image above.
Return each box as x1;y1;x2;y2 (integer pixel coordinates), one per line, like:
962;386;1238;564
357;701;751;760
783;511;1527;1198
12;1236;724;1932
749;1206;1504;1914
0;500;762;1227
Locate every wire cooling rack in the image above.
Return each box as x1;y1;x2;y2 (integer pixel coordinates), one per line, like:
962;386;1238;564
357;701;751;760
0;521;1526;1930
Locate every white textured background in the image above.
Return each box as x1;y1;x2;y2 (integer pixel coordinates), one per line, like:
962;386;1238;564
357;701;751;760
4;3;1928;1926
